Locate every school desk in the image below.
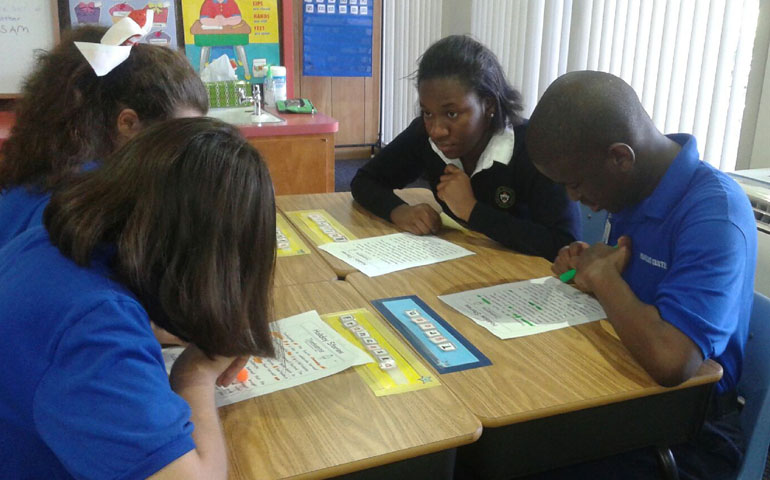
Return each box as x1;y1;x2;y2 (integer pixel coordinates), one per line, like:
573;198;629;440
276;189;551;279
273;213;337;287
272;190;721;476
220;280;481;480
273;249;336;287
345;265;722;478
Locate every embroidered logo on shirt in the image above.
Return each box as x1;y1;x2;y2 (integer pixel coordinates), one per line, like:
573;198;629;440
495;186;515;208
639;252;668;270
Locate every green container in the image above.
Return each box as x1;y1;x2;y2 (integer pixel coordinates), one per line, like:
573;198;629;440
206;80;248;108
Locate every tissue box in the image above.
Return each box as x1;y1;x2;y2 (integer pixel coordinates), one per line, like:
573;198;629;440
206;81;248;108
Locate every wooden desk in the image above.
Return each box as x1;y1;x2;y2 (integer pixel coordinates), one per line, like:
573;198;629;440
273;250;337;287
273;190;722;477
220;281;481;479
273;212;337;287
346;266;722;477
276;189;552;278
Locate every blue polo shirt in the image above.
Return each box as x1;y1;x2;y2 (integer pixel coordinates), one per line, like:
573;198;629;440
0;185;50;251
0;227;195;479
607;135;757;393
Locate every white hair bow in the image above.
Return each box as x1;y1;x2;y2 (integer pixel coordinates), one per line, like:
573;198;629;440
75;8;155;76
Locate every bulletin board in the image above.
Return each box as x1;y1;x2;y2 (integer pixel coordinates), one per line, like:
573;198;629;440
0;0;60;96
302;0;372;77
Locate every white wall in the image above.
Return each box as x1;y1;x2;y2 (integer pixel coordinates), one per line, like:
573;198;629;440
738;0;770;170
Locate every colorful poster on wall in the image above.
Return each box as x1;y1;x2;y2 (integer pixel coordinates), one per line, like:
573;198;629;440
180;0;281;82
302;0;373;77
69;0;178;48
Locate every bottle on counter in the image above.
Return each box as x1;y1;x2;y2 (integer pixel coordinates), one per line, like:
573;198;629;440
263;65;287;108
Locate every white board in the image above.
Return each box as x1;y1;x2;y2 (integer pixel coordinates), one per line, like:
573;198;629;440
0;0;59;95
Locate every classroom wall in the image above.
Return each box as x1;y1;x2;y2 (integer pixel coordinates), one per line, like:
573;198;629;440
291;0;381;159
738;0;770;170
748;37;770;170
441;0;770;172
1;0;380;156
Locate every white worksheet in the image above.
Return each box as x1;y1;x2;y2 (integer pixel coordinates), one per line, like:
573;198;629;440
438;276;606;339
163;311;373;407
318;232;475;277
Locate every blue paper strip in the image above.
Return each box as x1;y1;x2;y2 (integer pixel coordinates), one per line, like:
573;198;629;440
371;295;491;374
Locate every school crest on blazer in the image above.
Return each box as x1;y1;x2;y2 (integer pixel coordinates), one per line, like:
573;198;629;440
495;186;515;208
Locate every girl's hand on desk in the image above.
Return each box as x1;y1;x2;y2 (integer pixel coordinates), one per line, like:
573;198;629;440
390;203;441;235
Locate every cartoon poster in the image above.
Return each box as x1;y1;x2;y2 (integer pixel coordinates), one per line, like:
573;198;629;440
68;0;178;48
180;0;281;82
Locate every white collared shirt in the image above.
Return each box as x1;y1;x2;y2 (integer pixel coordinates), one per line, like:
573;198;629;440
428;127;516;177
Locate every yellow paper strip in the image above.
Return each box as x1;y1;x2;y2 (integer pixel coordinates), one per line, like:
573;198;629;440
322;308;440;396
286;209;358;246
276;213;311;257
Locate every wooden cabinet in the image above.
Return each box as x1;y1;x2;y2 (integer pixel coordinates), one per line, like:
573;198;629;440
248;132;334;195
236;109;338;195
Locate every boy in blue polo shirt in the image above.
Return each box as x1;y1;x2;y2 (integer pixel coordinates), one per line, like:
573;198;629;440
525;71;756;479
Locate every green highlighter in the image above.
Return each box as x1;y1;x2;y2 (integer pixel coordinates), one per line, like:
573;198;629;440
559;268;578;283
558;244;618;283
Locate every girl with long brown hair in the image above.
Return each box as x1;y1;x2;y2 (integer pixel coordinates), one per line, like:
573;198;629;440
0;117;276;479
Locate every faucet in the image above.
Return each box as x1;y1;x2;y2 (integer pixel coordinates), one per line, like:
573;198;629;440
252;84;262;117
236;84;262;117
236;85;251;106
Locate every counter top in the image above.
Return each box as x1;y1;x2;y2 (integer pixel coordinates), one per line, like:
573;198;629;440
0;108;338;148
233;108;338;137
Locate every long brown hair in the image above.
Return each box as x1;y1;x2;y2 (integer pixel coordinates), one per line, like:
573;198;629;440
45;117;276;358
0;26;209;192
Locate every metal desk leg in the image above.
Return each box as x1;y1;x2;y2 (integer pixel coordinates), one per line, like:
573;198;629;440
655;447;680;480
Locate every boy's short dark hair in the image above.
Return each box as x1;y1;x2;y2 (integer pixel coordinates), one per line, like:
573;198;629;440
45;117;275;358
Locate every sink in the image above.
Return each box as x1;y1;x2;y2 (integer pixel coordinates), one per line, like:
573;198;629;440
208;107;284;125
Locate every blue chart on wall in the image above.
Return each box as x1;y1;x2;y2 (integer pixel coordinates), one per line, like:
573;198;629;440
302;0;373;77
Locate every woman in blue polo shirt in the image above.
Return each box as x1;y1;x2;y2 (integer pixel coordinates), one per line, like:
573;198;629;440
351;35;580;261
0;117;277;479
